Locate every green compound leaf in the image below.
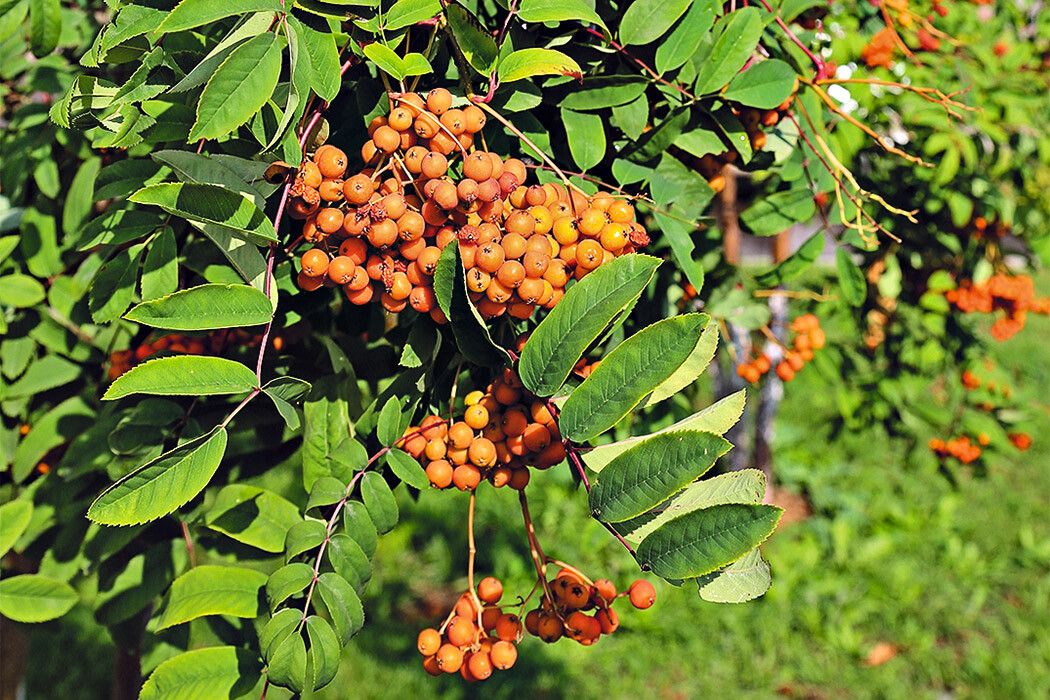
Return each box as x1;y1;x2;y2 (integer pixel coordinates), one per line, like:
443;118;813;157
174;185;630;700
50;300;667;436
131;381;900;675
498;48;582;83
559;314;710;442
520;254;661;397
155;565;267;630
636;503;782;579
126;284;273;330
139;646;261;700
261;608;301;663
129;183;277;244
205;484;302;553
284;520;327;562
104;356;258;400
360;472;398;534
589;431;732;523
0;575;78;623
697;547;772;603
87;429;228;526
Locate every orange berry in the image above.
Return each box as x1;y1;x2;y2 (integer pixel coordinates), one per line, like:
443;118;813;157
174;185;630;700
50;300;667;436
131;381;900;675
596;607;619;634
477;576;503;604
426;459;453;488
776;362;794;382
628;579;656;609
490;640;517;670
468;437;497;467
464;404;489;430
494;613;521;642
537;614;564;643
446;616;476;647
436;643;463;673
467;650;492;680
453;464;482;490
300;249;329;277
417;628;441;655
448;421;474;449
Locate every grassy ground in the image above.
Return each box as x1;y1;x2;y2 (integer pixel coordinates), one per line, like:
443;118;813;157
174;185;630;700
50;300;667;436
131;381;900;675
23;275;1050;700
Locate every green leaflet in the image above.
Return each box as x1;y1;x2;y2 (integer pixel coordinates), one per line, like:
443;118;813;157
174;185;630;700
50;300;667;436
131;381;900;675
589;431;731;523
104;356;258;399
0;574;77;623
139;646;261;700
559;314;710;442
520;255;661;397
636;503;782;579
125;283;273;330
155;565;267;629
697;547;772;603
87;429;228;526
205;484;301;552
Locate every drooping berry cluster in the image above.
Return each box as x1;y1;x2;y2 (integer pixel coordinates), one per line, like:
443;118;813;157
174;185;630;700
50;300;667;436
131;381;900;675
521;569;654;647
736;313;825;384
286;88;650;321
945;274;1049;341
398;367;565;491
417;570;655;681
928;435;983;463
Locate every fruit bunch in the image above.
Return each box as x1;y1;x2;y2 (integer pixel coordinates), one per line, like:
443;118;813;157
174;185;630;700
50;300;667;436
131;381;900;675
106;330;270;380
521;569;655;647
286;88;651;321
398;367;566;491
928;435;982;463
416;571;655;681
945;274;1049;341
736;313;825;383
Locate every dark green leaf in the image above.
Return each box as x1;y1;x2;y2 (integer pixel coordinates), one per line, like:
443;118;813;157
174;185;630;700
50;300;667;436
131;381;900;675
285;519;327;561
140;227;178;302
326;533;371;592
261;609;301;663
28;0;61;57
445;2;498;75
518;0;610;35
205;484;302;552
561;108;605;170
266;631;306;693
655;0;716;73
316;572;364;645
384;448;429;490
129;183;277;244
836;247;867;306
266;563;314;610
635;503;782;579
90;243;145;323
343;501;378;558
723;59;797;109
306;616;340;689
693;7;763;95
433;243;512;367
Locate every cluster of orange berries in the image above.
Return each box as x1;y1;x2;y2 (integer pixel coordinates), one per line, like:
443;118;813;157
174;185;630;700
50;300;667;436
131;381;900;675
929;435;983;463
860;0;947;67
736;314;825;383
945;274;1049;341
692;95;795;193
287;88;649;321
416;572;654;681
106;330;270;380
521;570;654;648
398;368;566;491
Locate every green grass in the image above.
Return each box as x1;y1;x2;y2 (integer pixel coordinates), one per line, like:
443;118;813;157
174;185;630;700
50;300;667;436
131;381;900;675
24;276;1050;700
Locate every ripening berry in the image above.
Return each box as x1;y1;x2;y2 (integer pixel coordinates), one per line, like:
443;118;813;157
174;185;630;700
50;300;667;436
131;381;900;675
494;613;522;642
372;125;400;153
426;87;453;115
448;421;474;449
566;611;601;642
455;593;480;619
417;628;441;656
343;173;375;205
596;607;619;634
810;328;826;349
468;437;496;467
315;146;347;179
300;161;322;188
298;270;324;291
300;249;329;277
607;199;634;223
327;256;356;285
463;104;486;133
453;464;482;491
537;614;564;643
436;643;463;673
776;361;795;382
592;579;616;603
629;579;656;609
786;351;804;372
426;459;453;488
446;616;476;647
490;640;517;670
467;650;493;680
477;576;503;604
481;606;503;631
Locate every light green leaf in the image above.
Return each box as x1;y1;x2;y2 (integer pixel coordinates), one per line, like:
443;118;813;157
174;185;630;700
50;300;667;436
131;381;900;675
306;476;347;511
723;59;797;109
0;574;77;623
189;32;283;141
29;0;61;57
0;499;33;556
360;472;397;534
0;274;45;308
285;519;327;561
559;314;710;442
87;429;228;526
520;254;661;397
498;48;582;83
697;547;772;603
3;355;81;398
518;0;610;35
140;227;179;302
635;503;782;579
386;0;441;30
156;565;267;630
619;0;692;46
326;533;371;592
655;0;715;73
160;0;285;33
126;284;272;330
266;632;306;693
104;356;258;400
266;562;314;611
205;485;302;552
561;108;605;170
140;646;261;700
363;43;406;81
445;2;498;75
643;316;717;406
343;501;378;558
693;7;763;95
